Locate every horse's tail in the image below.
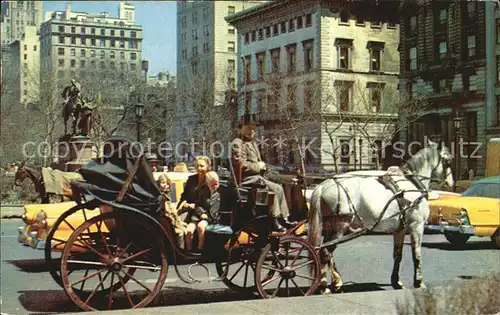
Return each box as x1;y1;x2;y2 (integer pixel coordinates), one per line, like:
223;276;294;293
308;184;323;249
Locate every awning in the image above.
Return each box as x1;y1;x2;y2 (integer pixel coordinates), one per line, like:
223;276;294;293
367;40;385;50
334;38;354;47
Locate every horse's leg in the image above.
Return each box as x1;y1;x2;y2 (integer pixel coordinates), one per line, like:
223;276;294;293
318;248;331;294
329;253;343;293
391;228;406;289
410;226;426;288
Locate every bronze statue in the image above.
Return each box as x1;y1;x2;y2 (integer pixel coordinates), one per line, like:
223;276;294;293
61;79;92;136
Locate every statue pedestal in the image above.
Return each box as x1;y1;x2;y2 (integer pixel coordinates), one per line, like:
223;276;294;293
52;135;95;172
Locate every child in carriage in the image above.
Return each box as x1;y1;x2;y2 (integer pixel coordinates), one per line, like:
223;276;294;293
185;171;221;252
157;173;188;248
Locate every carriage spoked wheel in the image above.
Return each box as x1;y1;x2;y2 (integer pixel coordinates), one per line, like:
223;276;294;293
255;235;321;299
216;230;280;295
60;211;168;311
45;202;101;289
215;231;260;294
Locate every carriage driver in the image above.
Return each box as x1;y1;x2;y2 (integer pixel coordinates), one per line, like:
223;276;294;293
231;123;296;233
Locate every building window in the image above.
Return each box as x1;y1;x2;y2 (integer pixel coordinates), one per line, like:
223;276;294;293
273;24;279;36
271;48;280;73
304;82;313;109
80;49;85;57
110;51;115;59
100;29;105;36
59;26;65;33
339;139;350;164
289;19;295;32
192;29;198;40
336;81;352;111
244;55;251;83
181;16;187;29
497;19;500;43
368;42;383;72
192;12;198;24
91;38;96;46
467;35;476;59
340;10;349;24
297;16;303;29
23;53;27;60
372;140;383;164
258;28;263;40
251;30;256;42
120;30;125;37
71;26;76;33
130;63;136;70
497;56;500;83
58;59;64;67
203;42;209;53
90;50;96;58
91;28;96;35
81;37;86;45
110;29;115;36
58;48;65;56
59;36;64;44
438;41;447;60
228;27;235;35
100;50;105;59
281;22;287;34
228;59;235;72
228;6;235;15
408;15;417;36
70;36;76;45
265;26;271;38
70;48;75;56
100;39;105;47
204;25;209;36
131;31;137;38
409;47;417;70
303;40;314;72
70;59;76;68
80;60;86;68
369;87;382;112
244;33;249;44
305;13;312;27
466;1;476;22
33;45;37;51
286;44;296;74
119;40;125;48
256;52;265;81
437;8;447;29
228;41;235;52
203;7;209;20
287;84;297;112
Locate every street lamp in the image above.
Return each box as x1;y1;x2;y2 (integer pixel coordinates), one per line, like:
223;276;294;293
135;96;144;142
453;112;461;180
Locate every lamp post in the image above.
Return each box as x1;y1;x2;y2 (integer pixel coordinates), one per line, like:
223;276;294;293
453;112;461;180
135;96;144;142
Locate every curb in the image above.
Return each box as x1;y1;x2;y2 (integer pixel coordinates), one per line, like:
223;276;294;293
0;205;24;219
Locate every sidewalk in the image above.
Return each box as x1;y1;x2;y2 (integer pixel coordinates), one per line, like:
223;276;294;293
64;288;420;315
0;205;23;219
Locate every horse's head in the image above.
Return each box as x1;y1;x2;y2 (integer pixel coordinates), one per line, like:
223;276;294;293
14;161;27;186
428;140;454;188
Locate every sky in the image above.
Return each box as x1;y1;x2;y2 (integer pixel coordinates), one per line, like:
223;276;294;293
42;1;177;76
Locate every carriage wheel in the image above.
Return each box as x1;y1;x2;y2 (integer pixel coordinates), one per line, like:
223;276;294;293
45;202;99;288
215;231;260;294
255;236;320;299
60;212;168;311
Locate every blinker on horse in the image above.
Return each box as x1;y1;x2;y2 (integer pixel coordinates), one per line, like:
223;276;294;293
308;140;453;293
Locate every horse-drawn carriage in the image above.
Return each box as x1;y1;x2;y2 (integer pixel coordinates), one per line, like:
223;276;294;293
43;137;321;311
40;137;454;312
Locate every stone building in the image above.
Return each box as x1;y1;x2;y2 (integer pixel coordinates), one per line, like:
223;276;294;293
1;0;43;46
227;0;400;171
39;2;143;92
175;0;264;151
398;0;500;178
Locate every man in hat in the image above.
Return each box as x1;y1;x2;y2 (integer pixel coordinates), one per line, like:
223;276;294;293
231;121;296;232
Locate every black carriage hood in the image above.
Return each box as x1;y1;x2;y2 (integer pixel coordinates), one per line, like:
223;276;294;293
71;136;165;214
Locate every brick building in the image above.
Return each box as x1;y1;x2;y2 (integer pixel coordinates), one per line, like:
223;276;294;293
398;0;499;178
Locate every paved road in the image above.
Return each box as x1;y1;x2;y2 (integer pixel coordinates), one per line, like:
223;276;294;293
1;219;498;314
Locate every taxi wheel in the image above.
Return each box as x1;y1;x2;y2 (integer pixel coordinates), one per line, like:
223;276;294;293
491;229;500;249
444;231;470;246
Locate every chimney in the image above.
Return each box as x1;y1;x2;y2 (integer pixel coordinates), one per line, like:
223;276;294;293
65;1;71;19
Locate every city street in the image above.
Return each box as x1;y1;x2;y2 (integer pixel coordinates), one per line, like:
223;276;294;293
1;218;498;314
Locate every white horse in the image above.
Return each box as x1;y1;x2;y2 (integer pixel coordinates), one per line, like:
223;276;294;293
308;140;454;293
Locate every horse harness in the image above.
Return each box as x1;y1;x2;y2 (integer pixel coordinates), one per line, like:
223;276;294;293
330;170;429;234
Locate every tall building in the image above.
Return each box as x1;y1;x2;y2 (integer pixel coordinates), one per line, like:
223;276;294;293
175;1;264;146
398;0;499;178
0;0;43;46
39;2;143;92
1;25;40;105
227;1;400;170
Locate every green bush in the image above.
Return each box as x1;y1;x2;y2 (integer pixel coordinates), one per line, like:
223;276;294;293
0;174;38;204
396;273;500;315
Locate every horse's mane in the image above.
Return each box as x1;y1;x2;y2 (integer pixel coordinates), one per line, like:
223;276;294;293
402;145;438;173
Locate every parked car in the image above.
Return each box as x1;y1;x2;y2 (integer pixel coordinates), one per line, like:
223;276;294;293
426;176;500;247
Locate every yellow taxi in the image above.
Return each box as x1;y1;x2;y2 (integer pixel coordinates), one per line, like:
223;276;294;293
427;176;500;247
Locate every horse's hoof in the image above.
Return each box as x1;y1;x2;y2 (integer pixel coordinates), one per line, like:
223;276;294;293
320;277;328;288
414;280;426;289
392;281;405;290
321;288;332;295
332;285;343;293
